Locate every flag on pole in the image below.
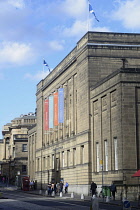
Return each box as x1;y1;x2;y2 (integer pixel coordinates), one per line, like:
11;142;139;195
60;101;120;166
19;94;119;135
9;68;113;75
89;2;99;22
43;59;50;72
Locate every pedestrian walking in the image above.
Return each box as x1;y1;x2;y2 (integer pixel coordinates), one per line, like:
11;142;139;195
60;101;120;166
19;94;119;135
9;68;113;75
59;181;64;193
47;182;52;195
29;180;34;190
33;181;35;190
90;181;97;197
54;183;57;194
64;182;69;194
110;182;117;200
56;183;60;194
51;183;55;196
2;177;5;183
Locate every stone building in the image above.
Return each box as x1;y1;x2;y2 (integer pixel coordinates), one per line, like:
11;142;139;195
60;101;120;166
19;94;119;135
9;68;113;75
28;125;37;182
90;68;140;199
30;31;140;197
0;139;5;178
1;113;36;184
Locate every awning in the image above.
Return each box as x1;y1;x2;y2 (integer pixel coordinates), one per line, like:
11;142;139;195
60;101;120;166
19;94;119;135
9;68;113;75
132;170;140;177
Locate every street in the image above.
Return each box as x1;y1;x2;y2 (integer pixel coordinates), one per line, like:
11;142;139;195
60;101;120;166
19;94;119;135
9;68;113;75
1;190;90;210
0;190;139;210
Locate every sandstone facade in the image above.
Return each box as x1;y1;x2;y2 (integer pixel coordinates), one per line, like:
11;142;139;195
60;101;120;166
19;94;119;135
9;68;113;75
31;32;140;197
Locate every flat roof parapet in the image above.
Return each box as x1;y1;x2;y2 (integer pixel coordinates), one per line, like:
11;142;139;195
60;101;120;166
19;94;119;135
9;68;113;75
36;31;140;93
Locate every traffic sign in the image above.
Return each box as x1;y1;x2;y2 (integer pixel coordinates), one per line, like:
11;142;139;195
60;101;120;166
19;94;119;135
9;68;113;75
123;200;130;208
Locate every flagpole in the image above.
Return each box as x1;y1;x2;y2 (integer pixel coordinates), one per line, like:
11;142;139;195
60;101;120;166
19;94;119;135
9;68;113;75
87;0;89;32
43;58;45;73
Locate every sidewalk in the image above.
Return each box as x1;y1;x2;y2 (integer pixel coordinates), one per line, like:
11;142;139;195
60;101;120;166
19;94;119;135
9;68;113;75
17;188;140;209
1;183;140;209
0;182;18;191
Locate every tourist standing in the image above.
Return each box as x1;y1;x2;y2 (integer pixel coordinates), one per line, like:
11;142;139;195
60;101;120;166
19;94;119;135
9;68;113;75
90;181;97;196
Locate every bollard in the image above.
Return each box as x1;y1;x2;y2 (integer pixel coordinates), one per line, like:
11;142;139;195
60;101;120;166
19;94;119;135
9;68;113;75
91;195;99;210
45;190;48;196
39;190;42;195
60;192;63;197
52;191;55;197
106;196;110;202
71;192;74;198
81;194;84;200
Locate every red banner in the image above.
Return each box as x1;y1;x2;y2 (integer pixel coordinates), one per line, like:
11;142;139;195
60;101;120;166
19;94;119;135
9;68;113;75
54;92;58;126
44;99;49;130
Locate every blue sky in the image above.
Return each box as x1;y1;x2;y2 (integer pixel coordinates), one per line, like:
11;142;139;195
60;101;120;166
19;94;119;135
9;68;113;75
0;0;140;138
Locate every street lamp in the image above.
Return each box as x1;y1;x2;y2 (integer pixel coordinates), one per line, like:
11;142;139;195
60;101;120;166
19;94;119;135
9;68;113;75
8;155;12;185
53;148;57;183
100;159;104;201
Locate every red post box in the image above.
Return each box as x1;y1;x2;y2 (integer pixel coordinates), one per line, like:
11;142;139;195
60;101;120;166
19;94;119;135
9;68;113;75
22;177;30;191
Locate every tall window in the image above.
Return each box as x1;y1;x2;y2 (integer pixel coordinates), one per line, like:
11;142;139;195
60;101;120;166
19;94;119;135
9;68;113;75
13;147;15;158
96;143;99;172
52;154;54;169
56;158;59;171
81;145;84;164
22;165;27;172
73;148;76;166
47;156;50;170
62;151;64;168
22;144;27;152
67;150;70;167
43;157;46;170
37;158;39;171
114;137;118;170
104;140;108;171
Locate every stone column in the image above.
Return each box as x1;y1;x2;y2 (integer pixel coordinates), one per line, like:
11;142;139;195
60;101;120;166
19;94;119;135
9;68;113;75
3;138;6;159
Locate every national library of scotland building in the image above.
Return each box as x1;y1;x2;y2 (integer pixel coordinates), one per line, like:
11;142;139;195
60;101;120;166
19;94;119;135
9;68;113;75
21;31;140;199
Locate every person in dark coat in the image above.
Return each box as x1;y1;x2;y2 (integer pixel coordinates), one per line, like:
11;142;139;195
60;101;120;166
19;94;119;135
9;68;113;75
110;182;117;200
90;181;97;196
59;181;64;193
47;182;52;195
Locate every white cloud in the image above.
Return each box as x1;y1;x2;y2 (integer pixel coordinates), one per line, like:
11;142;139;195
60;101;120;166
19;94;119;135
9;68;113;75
48;40;64;51
63;20;88;37
112;0;140;29
0;41;36;66
61;0;87;19
63;19;110;38
25;70;50;81
8;0;25;9
93;27;111;33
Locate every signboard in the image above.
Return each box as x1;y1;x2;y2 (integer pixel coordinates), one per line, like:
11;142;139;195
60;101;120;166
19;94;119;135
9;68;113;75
123;200;130;208
44;99;49;130
54;92;58;126
49;96;54;128
100;160;103;165
58;88;64;123
100;160;103;169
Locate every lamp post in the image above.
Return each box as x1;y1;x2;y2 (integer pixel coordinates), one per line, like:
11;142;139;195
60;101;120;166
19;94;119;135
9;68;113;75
8;156;11;186
100;159;104;201
53;148;57;183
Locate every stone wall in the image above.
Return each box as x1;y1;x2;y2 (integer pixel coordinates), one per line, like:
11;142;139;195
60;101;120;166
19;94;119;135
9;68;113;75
35;32;140;194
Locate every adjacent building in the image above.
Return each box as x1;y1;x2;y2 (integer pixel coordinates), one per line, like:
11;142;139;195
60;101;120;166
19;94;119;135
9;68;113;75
28;125;37;182
1;113;36;184
0;139;5;179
